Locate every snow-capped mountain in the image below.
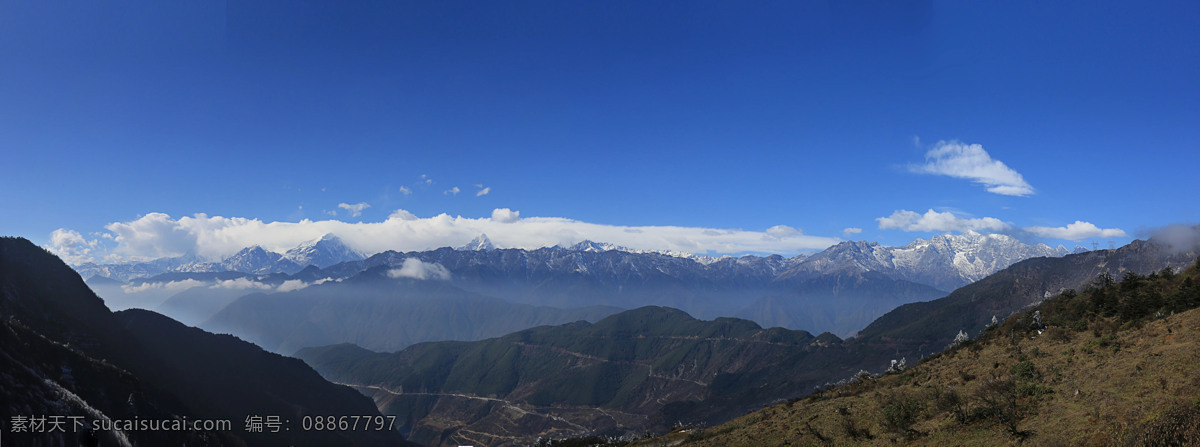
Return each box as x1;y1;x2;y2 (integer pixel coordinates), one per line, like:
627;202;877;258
74;232;1072;297
779;231;1068;291
74;251;220;282
283;234;365;268
456;234;497;251
74;231;1088;337
564;240;628;252
75;235;350;281
220;246;303;275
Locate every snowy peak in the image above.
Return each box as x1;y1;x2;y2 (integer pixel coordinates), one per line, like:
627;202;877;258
781;232;1071;292
283;234;364;268
567;240;628;253
457;234;497;251
221;246;300;274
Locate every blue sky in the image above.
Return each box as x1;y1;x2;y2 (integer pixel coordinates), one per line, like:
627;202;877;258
2;1;1197;263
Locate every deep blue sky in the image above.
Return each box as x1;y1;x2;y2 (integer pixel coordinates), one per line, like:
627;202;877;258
2;1;1197;262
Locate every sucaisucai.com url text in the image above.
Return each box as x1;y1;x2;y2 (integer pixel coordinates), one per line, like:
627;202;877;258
8;415;232;433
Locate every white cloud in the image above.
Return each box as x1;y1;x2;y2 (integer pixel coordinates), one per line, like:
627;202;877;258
1025;221;1127;241
73;209;843;262
490;208;520;223
121;279;206;294
275;279;309;292
843;227;863;236
420;174;433;185
1150;224;1200;252
210;278;275;290
765;225;799;238
337;202;370;217
876;209;1010;233
212;277;326;293
398;186;412;195
104;213;203;261
389;209;418;221
909;141;1034;196
387;258;451;281
444;186;461;196
476;186;491;197
47;228;102;265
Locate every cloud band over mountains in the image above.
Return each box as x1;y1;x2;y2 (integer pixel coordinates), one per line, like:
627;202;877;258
876;209;1127;242
58;209;842;263
47;206;1130;265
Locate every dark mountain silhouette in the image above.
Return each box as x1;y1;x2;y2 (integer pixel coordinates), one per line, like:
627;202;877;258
0;236;415;446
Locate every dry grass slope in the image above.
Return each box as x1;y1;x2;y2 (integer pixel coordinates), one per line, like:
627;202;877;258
647;264;1200;447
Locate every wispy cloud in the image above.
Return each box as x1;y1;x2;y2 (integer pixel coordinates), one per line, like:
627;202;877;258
337;202;370;217
118;277;334;295
122;279;206;294
67;209;842;262
387;258;451;280
876;209;1011;233
444;186;460;196
843;227;863;236
210;277;275;290
1025;221;1126;241
398;186;412;195
910;141;1034;196
476;186;491;196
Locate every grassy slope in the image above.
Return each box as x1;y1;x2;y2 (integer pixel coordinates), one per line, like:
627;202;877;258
643;263;1200;447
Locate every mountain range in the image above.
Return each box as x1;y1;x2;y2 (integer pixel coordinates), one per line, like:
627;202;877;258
297;231;1199;445
78;232;1069;292
74;233;365;282
77;231;1078;342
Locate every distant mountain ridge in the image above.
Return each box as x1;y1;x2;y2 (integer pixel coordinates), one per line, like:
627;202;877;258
778;231;1071;292
73;232;1067;291
75;233;364;281
79;232;1077;337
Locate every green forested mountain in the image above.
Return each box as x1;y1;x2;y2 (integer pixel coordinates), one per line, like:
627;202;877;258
297;306;858;446
856;238;1199;359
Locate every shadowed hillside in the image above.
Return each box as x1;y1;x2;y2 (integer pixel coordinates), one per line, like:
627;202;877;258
0;237;415;446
